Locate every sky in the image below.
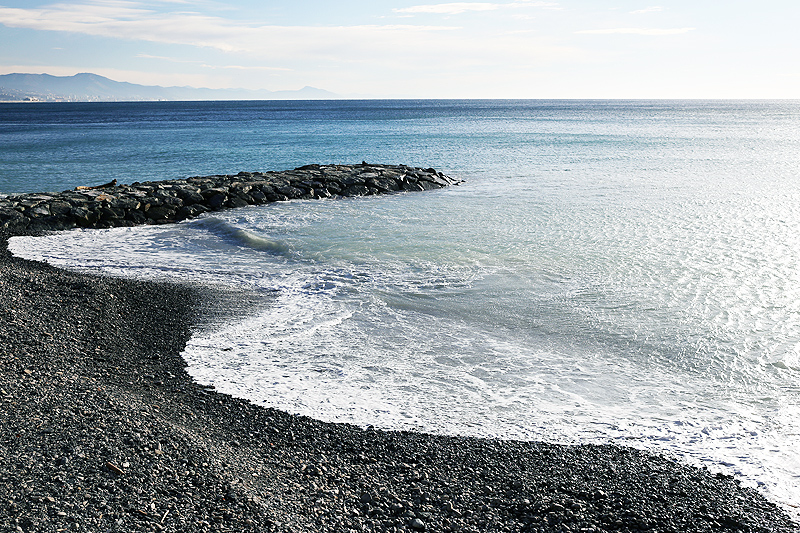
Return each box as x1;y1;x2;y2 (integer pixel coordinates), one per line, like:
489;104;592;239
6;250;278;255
0;0;798;98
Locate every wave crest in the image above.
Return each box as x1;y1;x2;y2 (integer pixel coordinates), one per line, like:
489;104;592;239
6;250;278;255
193;217;292;255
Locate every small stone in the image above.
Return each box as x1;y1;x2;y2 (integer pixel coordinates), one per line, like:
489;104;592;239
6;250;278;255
443;501;461;516
409;517;426;531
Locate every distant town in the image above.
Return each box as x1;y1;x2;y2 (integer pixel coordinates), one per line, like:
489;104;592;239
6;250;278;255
0;89;124;102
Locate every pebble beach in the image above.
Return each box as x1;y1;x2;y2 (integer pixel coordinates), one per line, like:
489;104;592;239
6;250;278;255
1;167;798;533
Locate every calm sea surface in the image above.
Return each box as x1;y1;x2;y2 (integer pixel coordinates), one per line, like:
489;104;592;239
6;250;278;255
3;100;799;513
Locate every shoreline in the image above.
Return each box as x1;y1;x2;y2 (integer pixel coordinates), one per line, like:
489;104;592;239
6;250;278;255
1;176;798;531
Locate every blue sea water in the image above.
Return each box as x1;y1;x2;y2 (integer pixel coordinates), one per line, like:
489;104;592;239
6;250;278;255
3;100;800;514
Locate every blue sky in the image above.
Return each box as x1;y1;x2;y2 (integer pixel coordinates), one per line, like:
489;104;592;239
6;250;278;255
0;0;797;98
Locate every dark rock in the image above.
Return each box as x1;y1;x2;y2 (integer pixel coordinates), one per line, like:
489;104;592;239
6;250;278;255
153;189;177;199
419;173;451;188
418;180;440;191
367;177;401;192
255;184;275;196
200;187;228;200
226;197;250;209
29;205;51;217
207;193;227;209
110;197;141;210
176;189;204;205
177;205;203;220
403;182;426;192
325;181;342;195
146;206;176;221
35;215;75;231
249;190;267;203
141;196;163;208
125;210;147;225
342;185;370;197
162;196;184;208
98;206;125;220
275;186;304;199
0;209;27;231
341;175;366;187
48;201;72;216
69;206;98;227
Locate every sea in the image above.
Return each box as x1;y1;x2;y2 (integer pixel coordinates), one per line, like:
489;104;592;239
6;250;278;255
2;100;799;514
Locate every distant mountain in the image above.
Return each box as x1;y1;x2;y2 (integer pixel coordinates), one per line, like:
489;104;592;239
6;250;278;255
0;73;340;102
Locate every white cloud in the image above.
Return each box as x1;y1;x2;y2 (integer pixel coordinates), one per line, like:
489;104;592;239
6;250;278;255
394;3;501;14
201;64;292;72
394;1;558;15
0;0;578;90
630;6;663;14
0;3;246;51
576;27;695;36
0;2;457;57
512;1;560;8
136;53;291;70
136;53;202;63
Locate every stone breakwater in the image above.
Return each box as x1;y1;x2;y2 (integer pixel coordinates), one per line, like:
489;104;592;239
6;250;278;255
0;163;460;232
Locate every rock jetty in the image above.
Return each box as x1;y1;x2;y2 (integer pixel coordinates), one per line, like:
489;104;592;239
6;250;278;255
0;163;460;232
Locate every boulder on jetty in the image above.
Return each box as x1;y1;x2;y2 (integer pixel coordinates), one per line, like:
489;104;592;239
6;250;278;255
0;164;461;233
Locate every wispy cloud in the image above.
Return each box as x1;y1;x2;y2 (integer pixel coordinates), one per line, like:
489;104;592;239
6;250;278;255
136;53;290;70
201;64;292;71
0;2;247;52
395;3;499;14
576;27;694;36
394;1;558;15
0;0;576;87
136;53;202;63
630;6;663;14
0;2;457;56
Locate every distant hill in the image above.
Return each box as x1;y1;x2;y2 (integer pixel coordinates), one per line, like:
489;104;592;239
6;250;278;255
0;73;340;102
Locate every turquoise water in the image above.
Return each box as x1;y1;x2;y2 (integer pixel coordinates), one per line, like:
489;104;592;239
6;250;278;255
3;100;800;513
